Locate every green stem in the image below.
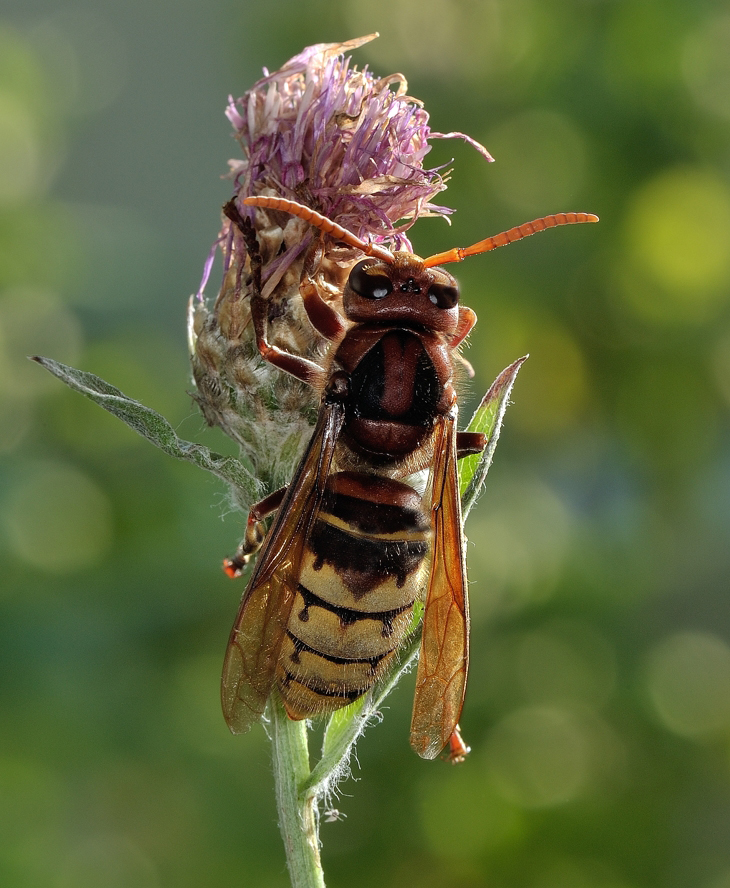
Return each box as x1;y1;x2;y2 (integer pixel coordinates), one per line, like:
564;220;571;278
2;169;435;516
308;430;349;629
270;694;326;888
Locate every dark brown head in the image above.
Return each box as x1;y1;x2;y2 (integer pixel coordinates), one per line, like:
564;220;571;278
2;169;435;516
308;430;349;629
343;253;460;334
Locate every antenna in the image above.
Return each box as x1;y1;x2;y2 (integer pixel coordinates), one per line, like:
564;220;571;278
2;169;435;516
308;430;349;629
241;196;599;270
423;212;599;267
242;196;395;263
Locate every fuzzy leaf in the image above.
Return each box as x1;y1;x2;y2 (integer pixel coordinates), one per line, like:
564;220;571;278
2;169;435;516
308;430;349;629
321;697;368;760
459;356;528;517
32;356;260;502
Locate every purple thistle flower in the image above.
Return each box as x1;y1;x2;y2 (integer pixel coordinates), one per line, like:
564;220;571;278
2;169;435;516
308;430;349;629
189;35;492;495
224;34;491;257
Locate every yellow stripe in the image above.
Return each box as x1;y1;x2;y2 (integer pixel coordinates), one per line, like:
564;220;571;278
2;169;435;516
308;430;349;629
317;510;431;543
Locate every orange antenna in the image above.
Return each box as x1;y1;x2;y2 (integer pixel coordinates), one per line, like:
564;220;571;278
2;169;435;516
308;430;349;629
242;195;395;263
423;212;599;268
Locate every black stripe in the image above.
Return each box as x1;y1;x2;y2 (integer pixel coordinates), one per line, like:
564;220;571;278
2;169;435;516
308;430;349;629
287;630;389;668
322;491;429;535
309;522;428;590
297;583;412;629
282;670;366;701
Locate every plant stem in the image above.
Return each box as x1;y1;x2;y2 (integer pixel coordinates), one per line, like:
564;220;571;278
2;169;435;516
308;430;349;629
270;694;326;888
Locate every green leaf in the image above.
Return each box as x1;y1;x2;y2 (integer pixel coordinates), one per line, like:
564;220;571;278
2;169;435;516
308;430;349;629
321;697;368;762
459;355;527;517
32;356;260;502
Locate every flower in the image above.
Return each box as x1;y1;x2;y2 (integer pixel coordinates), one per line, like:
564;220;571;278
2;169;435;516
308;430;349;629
188;35;491;497
225;34;491;251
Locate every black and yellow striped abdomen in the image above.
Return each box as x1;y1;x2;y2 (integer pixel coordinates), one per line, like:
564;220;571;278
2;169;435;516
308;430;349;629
277;471;432;719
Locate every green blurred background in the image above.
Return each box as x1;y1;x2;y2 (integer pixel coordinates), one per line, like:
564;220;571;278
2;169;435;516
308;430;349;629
2;1;730;886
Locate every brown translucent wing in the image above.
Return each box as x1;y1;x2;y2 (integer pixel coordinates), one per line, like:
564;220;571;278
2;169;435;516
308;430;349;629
221;400;345;734
410;411;470;759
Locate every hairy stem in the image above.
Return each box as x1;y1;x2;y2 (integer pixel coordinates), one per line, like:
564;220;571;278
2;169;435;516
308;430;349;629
270;695;325;888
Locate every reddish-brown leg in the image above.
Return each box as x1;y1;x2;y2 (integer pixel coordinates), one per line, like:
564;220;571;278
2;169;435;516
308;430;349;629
299;238;348;341
223;486;287;578
223;200;328;388
443;724;470;763
456;431;487;459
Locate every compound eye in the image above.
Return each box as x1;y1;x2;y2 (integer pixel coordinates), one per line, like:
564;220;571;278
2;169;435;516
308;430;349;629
428;282;459;309
348;260;393;300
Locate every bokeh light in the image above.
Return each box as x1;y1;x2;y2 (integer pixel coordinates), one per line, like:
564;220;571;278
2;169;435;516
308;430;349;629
343;0;521;82
683;13;730;121
3;460;113;573
515;622;617;710
485;705;590;808
28;10;128;117
645;631;730;738
622;168;730;323
486;110;587;215
468;473;573;619
0;287;83;397
0;93;41;204
474;306;590;436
